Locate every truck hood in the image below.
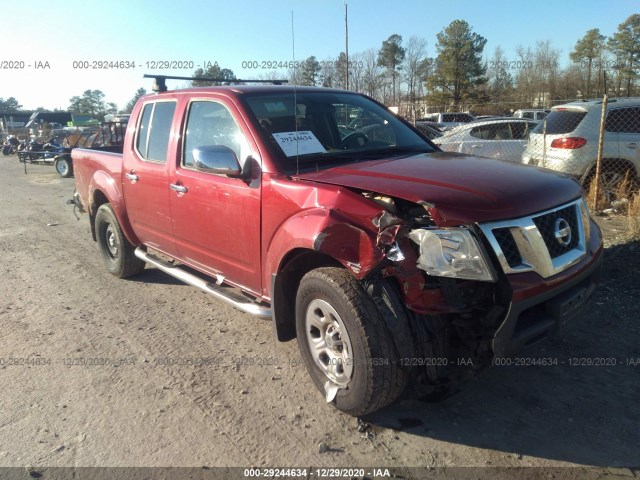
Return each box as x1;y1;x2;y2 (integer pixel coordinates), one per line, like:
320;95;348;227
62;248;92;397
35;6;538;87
296;152;582;226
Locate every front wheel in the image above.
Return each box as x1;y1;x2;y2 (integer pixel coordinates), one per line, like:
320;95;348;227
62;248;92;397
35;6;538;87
95;204;145;278
55;156;73;178
295;267;406;416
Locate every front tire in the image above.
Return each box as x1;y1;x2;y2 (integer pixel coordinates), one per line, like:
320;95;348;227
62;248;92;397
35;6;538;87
95;204;145;278
295;267;406;416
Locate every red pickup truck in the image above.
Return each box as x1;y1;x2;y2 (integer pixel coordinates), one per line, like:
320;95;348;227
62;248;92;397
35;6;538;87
72;80;603;415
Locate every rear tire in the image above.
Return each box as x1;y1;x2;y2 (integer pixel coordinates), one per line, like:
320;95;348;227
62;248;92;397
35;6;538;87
295;267;406;416
583;163;639;204
95;204;145;278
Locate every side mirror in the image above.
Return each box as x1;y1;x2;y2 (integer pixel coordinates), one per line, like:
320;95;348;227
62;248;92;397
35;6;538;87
192;145;242;177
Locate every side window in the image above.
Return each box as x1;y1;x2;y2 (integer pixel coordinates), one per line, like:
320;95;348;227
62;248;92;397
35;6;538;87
135;104;153;158
606;107;640;134
135;101;177;162
470;124;511;140
522;112;534;119
510;122;533;140
470;125;493;139
183;101;251;168
453;113;472;122
147;102;176;162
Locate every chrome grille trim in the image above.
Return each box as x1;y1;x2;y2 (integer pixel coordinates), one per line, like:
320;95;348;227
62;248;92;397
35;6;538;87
478;199;588;279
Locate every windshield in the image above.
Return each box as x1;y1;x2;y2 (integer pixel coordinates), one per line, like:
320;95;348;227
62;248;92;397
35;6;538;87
242;91;436;172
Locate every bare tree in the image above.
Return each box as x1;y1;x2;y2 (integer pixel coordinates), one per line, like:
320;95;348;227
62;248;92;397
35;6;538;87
487;46;513;105
403;36;428;121
362;48;384;100
348;51;366;93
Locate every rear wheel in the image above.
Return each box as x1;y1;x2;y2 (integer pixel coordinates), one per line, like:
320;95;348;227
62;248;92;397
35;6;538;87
584;163;639;205
295;267;405;416
600;166;638;203
95;204;145;278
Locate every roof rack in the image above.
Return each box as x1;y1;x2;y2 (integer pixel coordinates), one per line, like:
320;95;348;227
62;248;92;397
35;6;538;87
143;74;289;92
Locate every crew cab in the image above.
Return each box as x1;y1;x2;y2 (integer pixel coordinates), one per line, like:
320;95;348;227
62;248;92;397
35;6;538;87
72;79;603;416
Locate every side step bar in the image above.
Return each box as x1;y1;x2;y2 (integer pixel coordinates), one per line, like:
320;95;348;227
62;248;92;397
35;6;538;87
134;248;272;319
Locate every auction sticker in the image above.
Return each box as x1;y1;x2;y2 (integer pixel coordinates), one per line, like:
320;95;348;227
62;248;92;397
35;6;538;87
272;131;325;157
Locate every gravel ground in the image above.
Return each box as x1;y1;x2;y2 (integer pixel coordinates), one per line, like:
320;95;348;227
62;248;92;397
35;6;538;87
0;157;638;479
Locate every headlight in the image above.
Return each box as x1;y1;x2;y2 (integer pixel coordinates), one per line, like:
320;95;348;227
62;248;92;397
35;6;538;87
407;228;497;282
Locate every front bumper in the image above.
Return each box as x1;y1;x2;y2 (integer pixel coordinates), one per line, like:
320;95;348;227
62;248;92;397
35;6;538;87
492;244;603;357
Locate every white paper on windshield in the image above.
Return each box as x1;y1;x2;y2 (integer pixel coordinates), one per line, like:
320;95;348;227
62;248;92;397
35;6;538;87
272;131;326;157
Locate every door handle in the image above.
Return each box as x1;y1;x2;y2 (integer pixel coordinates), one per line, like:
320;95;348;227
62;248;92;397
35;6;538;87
125;172;139;182
628;143;638;149
169;183;188;193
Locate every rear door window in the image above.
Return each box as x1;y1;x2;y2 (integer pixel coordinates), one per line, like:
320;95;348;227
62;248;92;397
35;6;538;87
135;104;153;158
605;107;640;134
135;101;177;162
470;123;512;140
510;122;536;139
532;111;586;134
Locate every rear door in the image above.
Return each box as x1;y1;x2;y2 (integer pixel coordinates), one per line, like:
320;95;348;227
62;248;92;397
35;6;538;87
606;107;640;170
122;99;178;255
499;121;536;162
169;97;262;294
466;123;508;159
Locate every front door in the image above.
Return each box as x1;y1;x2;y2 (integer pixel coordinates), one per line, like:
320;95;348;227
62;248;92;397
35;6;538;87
169;99;262;294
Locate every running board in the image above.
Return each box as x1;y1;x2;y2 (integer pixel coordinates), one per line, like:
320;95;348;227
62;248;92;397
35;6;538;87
134;248;272;318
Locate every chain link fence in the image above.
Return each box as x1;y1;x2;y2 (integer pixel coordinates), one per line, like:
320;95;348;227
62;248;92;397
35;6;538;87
414;97;640;211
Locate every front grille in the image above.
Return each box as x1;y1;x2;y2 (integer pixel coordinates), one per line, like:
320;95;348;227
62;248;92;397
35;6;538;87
532;205;579;258
478;199;587;279
493;228;522;267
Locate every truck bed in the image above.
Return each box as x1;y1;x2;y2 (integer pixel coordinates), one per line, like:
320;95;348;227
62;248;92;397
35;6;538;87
72;147;125;214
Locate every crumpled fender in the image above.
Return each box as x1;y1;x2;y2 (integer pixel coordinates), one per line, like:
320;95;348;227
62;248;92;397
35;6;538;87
89;170;140;245
264;207;384;289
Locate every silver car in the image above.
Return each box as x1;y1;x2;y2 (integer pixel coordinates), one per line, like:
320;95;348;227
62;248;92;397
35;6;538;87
433;118;538;162
522;98;640;200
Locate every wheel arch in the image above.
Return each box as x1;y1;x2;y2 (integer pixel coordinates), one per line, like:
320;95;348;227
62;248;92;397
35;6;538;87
88;174;140;246
271;248;343;342
581;157;640;185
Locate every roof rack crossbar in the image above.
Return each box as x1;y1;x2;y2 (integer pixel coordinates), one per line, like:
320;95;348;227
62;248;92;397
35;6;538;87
143;74;288;92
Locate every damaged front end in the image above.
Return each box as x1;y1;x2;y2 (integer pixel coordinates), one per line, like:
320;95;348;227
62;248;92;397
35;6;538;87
361;191;510;399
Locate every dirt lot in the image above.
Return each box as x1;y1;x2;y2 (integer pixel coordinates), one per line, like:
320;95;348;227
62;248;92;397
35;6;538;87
0;157;638;479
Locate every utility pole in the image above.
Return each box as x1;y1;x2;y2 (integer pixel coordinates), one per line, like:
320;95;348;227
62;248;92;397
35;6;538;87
345;0;349;90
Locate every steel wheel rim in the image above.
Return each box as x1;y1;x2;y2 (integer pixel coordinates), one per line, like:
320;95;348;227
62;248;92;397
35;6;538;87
305;299;354;386
56;160;68;176
105;224;119;260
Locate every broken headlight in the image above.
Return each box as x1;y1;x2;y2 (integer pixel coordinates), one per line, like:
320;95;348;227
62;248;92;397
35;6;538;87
408;228;497;282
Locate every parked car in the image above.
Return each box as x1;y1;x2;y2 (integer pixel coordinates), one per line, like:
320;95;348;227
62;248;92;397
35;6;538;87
433;118;538;162
71;79;603;416
522;98;640;201
513;109;550;121
418;112;475;131
414;121;443;140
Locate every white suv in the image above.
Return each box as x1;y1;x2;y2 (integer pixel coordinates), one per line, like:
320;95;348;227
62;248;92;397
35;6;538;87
522;98;640;200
